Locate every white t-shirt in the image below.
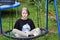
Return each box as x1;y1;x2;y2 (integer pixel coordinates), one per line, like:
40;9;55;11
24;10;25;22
22;24;31;32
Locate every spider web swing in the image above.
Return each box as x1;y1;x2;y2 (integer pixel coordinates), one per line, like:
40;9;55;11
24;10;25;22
3;0;48;40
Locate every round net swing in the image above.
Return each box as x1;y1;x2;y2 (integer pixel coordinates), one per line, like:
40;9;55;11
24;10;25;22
3;28;47;40
2;0;48;40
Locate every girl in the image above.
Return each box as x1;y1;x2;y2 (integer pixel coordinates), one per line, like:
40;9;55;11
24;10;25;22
12;7;41;38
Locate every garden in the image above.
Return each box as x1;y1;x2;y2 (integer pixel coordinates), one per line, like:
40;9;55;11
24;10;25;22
0;0;60;40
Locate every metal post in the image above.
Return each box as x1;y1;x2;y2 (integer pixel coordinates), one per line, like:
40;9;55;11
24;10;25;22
46;0;48;30
54;0;60;39
0;11;2;34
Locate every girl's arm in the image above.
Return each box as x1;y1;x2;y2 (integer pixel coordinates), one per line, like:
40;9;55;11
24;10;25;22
30;19;35;30
14;20;19;29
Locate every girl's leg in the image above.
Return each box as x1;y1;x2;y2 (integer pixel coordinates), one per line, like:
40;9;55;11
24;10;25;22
12;29;28;38
30;28;41;36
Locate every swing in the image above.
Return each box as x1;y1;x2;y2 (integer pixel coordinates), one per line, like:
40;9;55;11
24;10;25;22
3;28;48;40
1;0;48;40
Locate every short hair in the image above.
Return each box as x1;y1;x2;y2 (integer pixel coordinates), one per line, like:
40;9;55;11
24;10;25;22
20;7;30;16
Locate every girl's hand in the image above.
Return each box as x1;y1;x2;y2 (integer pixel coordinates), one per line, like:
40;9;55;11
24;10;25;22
25;30;29;37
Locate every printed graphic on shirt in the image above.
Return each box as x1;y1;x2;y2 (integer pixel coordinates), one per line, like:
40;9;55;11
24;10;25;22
22;23;31;32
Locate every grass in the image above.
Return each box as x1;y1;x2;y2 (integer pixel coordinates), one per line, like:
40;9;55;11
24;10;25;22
0;1;60;40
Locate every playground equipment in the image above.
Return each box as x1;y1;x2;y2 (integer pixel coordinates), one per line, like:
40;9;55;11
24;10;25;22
3;28;47;40
0;0;47;40
0;0;60;40
54;0;60;39
0;0;20;34
49;0;60;39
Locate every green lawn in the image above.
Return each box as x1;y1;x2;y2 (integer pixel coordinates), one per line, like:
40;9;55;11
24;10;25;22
0;1;60;40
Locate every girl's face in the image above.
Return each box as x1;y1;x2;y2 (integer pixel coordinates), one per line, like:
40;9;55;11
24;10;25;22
21;9;28;19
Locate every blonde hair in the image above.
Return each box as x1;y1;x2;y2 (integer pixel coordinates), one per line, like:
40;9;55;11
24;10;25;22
20;7;30;15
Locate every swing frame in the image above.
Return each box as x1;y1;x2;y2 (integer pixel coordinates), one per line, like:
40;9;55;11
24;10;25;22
0;0;49;40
